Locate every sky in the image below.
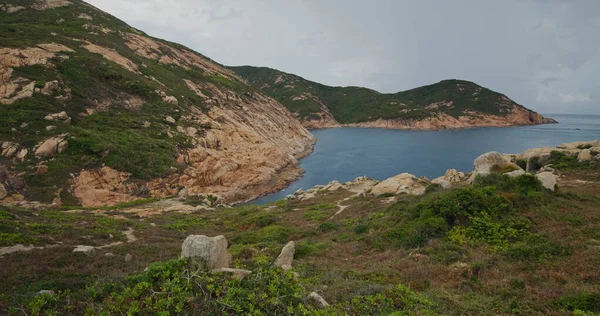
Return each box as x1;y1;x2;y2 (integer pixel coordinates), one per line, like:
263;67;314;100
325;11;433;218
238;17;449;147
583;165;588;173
86;0;600;114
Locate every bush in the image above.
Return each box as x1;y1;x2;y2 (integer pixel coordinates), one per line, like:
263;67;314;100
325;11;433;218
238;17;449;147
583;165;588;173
556;293;600;313
506;234;571;261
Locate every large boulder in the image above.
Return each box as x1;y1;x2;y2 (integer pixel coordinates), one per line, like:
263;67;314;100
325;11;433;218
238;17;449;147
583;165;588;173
44;111;69;121
578;149;592;162
73;245;96;257
274;241;295;271
181;235;232;271
535;172;557;192
504;169;526;178
371;173;429;196
474;152;520;174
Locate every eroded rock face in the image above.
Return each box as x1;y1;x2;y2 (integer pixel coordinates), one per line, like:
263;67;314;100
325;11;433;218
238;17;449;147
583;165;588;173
180;235;232;271
371;173;429;196
72;166;138;208
343;105;555;130
274;241;295;271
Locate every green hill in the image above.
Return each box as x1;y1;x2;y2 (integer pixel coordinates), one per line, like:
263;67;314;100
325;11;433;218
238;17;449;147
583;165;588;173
231;66;555;128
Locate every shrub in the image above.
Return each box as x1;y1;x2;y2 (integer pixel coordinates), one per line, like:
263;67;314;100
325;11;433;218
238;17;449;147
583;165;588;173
515;158;527;170
556;293;600;313
295;241;328;258
506;234;571;261
318;222;340;232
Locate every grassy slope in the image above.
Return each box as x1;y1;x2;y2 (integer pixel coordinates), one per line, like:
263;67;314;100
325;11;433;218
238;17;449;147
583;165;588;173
1;155;599;314
231;66;535;124
0;0;251;203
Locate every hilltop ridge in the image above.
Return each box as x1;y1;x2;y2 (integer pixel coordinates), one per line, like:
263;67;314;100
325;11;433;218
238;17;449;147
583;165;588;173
231;66;556;129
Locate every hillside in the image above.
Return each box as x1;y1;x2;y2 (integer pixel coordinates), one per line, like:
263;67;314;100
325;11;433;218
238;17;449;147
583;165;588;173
1;141;599;314
0;0;315;207
231;66;557;129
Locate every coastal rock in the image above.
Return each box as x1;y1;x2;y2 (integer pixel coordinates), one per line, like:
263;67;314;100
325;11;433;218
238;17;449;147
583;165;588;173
274;241;295;271
432;178;451;189
371;173;429;196
557;140;600;150
535;172;557;192
443;169;467;183
578;149;592;162
590;147;600;155
180;235;232;271
474;151;519;174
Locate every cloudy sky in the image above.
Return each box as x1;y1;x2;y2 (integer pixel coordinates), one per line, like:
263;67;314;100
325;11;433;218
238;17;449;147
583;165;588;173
87;0;600;114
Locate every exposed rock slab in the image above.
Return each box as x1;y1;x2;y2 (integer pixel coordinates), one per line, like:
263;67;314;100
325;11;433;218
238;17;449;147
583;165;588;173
371;173;429;196
536;172;557;191
274;241;295;271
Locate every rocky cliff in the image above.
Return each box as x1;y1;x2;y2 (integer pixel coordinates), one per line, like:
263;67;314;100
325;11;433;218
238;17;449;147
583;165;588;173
231;66;556;130
0;0;315;207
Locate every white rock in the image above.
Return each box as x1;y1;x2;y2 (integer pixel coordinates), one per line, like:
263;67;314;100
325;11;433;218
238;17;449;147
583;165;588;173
104;253;115;257
535;172;557;191
166;116;176;124
125;253;132;262
73;245;96;257
37;290;55;296
46;125;57;131
274;241;295;271
181;235;232;271
308;292;330;308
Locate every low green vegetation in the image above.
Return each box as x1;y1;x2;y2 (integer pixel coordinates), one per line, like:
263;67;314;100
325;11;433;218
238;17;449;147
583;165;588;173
231;66;536;123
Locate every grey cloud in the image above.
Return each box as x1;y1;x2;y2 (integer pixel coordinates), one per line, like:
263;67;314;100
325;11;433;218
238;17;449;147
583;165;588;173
86;0;600;114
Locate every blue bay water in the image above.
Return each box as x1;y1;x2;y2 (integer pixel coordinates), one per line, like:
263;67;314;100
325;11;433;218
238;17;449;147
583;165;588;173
252;114;600;204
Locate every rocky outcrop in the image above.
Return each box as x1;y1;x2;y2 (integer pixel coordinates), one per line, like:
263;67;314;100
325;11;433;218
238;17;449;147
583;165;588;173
474;152;520;174
72;167;138;208
34;135;68;158
180;235;232;271
578;149;593;162
371;173;429;196
308;292;330;308
342;106;555;131
274;241;295;271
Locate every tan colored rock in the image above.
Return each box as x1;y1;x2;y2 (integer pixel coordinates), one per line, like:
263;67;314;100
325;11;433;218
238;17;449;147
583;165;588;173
72;166;138;208
166;116;176;124
590;147;600;155
46;125;57;131
180;235;232;271
371;173;429;196
432;177;451;189
578;149;592;162
211;268;252;280
34;135;68;158
557;140;600;150
164;95;178;105
443;169;466;183
41;80;59;95
35;165;48;175
186;127;198;137
1;141;19;158
274;241;295;271
15;148;28;161
341;176;378;194
535;172;557;192
474;151;520;174
0;184;7;200
82;43;139;73
1;4;26;13
44;111;69;121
